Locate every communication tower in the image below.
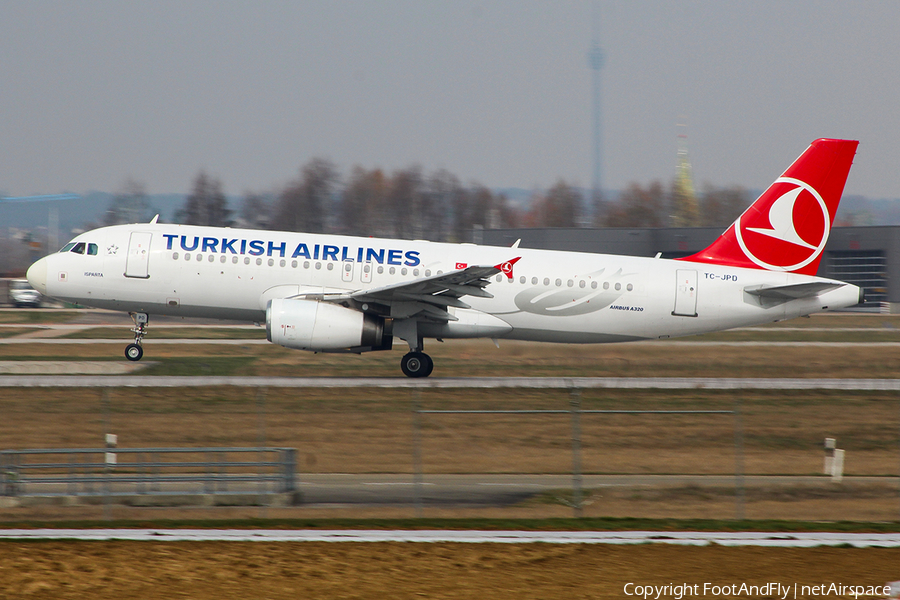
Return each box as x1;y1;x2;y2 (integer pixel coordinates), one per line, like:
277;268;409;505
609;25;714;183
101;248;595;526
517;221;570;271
587;3;605;207
672;122;700;227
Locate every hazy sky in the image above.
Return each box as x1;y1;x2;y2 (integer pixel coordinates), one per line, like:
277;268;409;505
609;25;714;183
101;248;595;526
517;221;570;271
2;1;899;199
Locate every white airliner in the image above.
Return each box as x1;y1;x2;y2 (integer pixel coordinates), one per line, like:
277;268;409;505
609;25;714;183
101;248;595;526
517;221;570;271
26;139;862;377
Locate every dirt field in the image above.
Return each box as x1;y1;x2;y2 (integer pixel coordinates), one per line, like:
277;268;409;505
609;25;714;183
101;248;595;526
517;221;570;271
1;541;899;600
2;387;897;477
2;382;900;522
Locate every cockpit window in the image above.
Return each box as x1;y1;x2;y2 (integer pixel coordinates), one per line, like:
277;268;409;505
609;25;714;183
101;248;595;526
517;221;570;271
70;242;86;254
60;243;76;253
87;243;98;256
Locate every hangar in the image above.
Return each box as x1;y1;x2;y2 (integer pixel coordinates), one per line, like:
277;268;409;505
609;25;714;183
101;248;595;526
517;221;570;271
482;226;897;311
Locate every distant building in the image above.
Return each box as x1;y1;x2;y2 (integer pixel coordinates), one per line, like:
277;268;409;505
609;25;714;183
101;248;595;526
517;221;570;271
482;226;897;310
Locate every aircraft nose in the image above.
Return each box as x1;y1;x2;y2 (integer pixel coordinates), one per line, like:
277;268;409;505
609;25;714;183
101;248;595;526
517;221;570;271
26;257;49;295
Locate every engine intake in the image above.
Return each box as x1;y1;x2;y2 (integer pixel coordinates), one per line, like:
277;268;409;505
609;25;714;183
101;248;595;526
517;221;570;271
266;298;391;353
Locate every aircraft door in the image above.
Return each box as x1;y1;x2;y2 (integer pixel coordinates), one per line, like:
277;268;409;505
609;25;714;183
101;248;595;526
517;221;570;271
341;260;354;282
672;269;698;317
125;232;152;279
360;261;373;283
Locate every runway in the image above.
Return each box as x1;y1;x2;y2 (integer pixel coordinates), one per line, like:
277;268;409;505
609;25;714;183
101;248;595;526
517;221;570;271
2;338;899;348
0;374;898;389
1;528;900;547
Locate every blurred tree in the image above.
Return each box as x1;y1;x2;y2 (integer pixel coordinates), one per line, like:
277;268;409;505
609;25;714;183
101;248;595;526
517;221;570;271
493;192;520;230
238;192;273;229
177;172;231;226
104;178;153;225
590;188;609;228
527;179;581;228
386;166;424;239
417;172;448;241
604;181;667;227
275;158;337;233
427;169;466;242
698;185;748;227
341;167;380;236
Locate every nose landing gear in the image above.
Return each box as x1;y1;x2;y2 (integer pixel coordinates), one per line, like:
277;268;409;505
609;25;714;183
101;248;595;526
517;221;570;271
124;312;149;362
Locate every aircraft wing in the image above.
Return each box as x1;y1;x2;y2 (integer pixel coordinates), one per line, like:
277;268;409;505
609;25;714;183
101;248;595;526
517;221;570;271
307;258;521;322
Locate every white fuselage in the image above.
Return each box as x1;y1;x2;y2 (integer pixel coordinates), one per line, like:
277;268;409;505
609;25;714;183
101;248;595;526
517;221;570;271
28;223;861;344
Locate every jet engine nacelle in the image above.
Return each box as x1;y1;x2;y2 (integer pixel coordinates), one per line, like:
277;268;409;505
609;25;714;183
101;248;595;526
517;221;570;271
266;298;392;353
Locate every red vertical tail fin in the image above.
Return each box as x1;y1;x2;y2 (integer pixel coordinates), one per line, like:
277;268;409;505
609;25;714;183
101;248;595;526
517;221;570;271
680;138;858;275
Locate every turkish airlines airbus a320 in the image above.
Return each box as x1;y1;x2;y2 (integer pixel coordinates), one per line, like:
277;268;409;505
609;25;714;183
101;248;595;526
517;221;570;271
26;139;861;377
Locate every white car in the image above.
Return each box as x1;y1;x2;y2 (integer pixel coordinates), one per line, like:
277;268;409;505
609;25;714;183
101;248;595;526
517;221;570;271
9;279;42;308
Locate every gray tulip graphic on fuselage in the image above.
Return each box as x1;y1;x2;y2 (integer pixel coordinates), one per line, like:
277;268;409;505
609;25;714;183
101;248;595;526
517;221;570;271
500;268;633;316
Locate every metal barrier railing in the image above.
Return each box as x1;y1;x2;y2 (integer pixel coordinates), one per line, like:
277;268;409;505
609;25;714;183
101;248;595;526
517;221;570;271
0;447;296;498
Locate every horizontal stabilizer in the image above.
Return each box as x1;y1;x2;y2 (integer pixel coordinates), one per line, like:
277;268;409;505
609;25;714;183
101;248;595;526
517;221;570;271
744;281;844;300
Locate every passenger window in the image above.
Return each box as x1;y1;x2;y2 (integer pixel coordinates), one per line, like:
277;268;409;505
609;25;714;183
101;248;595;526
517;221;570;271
71;242;86;254
87;243;98;255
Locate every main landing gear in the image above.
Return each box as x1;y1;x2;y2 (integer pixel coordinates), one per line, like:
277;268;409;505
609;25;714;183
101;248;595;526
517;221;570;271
124;312;148;362
391;319;434;378
401;351;433;378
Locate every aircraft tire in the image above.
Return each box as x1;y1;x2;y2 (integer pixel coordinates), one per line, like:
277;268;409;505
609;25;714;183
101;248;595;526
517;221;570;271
125;343;143;362
401;352;431;378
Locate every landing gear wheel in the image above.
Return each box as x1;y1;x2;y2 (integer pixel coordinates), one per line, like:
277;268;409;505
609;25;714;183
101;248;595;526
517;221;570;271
401;351;433;378
125;343;143;362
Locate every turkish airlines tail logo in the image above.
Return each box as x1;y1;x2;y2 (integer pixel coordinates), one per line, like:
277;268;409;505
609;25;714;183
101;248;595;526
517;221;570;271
735;177;829;272
745;186;817;250
679;139;858;276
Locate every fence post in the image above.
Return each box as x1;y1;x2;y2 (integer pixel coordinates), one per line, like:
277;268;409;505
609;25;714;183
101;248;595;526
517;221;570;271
102;389;111;521
0;452;13;497
734;397;745;520
570;387;583;518
283;448;297;495
257;386;268;517
412;390;424;518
